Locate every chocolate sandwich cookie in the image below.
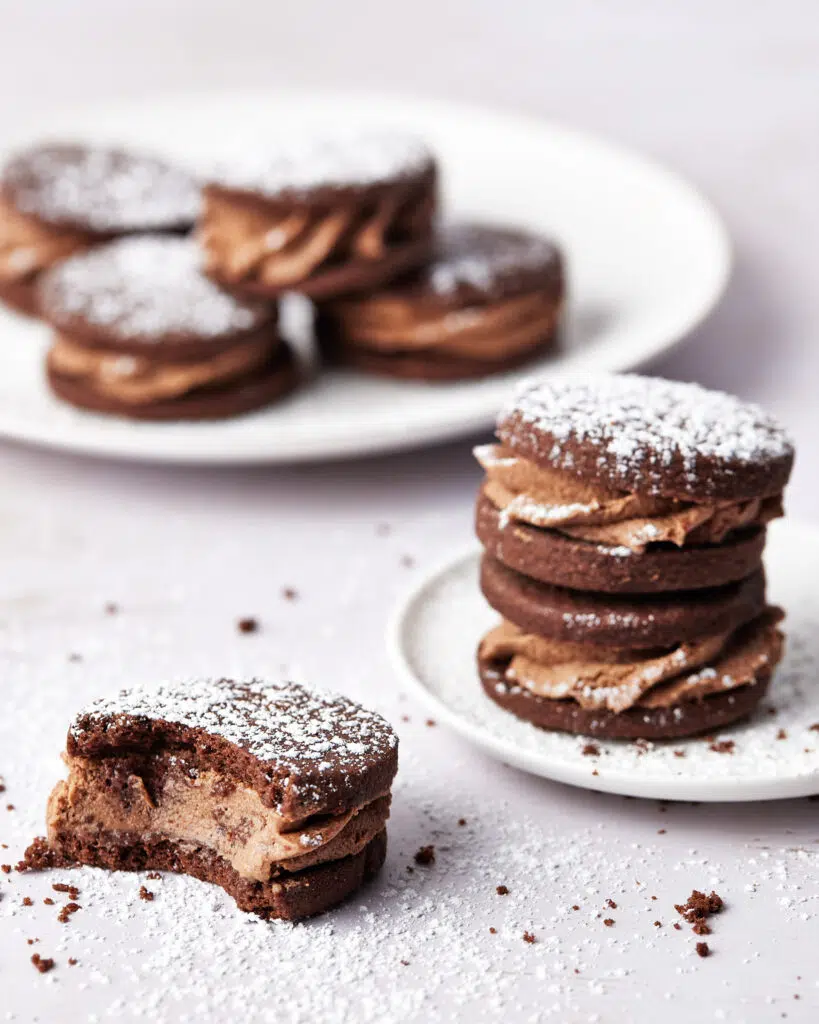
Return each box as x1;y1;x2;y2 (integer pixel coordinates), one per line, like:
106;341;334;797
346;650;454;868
38;679;398;920
478;607;784;739
472;374;794;740
40;236;299;420
474;375;792;594
200;133;437;300
316;223;564;381
0;143;199;316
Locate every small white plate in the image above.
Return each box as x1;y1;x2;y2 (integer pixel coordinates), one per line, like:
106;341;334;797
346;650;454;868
0;90;730;464
390;519;819;802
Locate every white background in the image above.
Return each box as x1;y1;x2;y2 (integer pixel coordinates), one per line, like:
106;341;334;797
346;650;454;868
0;3;817;1021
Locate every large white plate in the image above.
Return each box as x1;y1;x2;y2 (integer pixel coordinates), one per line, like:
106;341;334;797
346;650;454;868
0;90;730;464
390;520;819;802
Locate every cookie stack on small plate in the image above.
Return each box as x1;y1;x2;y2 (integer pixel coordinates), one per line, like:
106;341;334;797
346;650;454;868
474;374;794;739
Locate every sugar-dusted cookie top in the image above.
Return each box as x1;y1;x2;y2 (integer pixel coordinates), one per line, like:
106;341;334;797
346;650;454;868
209;132;435;204
39;236;273;353
497;375;794;502
418;223;563;302
1;143;200;234
67;679;398;820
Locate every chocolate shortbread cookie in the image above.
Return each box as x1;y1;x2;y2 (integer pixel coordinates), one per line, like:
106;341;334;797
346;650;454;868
200;133;437;300
472;374;794;740
38;679;398;920
40;236;299;420
316;223;564;381
0;143;199;316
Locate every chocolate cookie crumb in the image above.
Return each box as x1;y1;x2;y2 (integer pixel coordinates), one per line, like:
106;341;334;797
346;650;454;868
675;890;724;926
709;740;735;754
776;728;788;740
606;898;617;909
673;750;686;758
571;905;580;911
53;883;80;899
31;954;55;973
68;958;78;966
1;864;10;873
582;743;600;756
692;921;711;936
496;885;509;896
146;872;161;880
6;804;15;810
22;897;33;907
425;719;436;727
654;921;662;927
139;886;154;901
43;898;54;905
809;723;819;731
414;845;435;866
457;818;467;827
17;835;74;872
673;923;682;931
696;941;710;958
658;829;667;834
237;617;259;634
523;931;536;944
282;587;299;601
489;927;497;934
57;902;81;923
603;918;615;927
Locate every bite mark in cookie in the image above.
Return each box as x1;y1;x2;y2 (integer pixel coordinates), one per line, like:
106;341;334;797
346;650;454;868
37;679;398;920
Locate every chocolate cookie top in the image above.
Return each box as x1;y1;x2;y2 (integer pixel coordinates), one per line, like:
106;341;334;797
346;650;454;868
416;223;563;302
67;679;398;820
1;143;200;235
209;132;435;203
498;375;794;502
39;236;273;352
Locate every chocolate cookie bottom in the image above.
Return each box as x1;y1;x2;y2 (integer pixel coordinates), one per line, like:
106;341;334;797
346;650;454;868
317;323;559;382
478;657;771;740
47;342;300;421
0;276;39;317
476;492;767;594
41;828;387;921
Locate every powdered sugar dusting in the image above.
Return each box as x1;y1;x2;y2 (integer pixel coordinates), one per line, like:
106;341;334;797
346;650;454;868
428;223;561;296
500;375;793;494
72;678;397;778
2;143;200;233
211;133;432;199
40;237;269;342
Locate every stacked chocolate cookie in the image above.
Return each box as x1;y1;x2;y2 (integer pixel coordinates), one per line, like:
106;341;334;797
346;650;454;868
41;679;398;920
474;374;794;739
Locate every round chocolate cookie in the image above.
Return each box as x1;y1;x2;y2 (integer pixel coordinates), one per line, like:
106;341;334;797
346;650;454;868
497;375;793;503
200;133;437;300
479;660;771;740
316;223;564;381
480;554;767;649
2;143;200;236
39;236;299;421
476;492;767;594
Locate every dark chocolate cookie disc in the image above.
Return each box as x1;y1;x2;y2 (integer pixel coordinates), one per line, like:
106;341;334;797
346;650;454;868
476;492;767;594
480;554;767;648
